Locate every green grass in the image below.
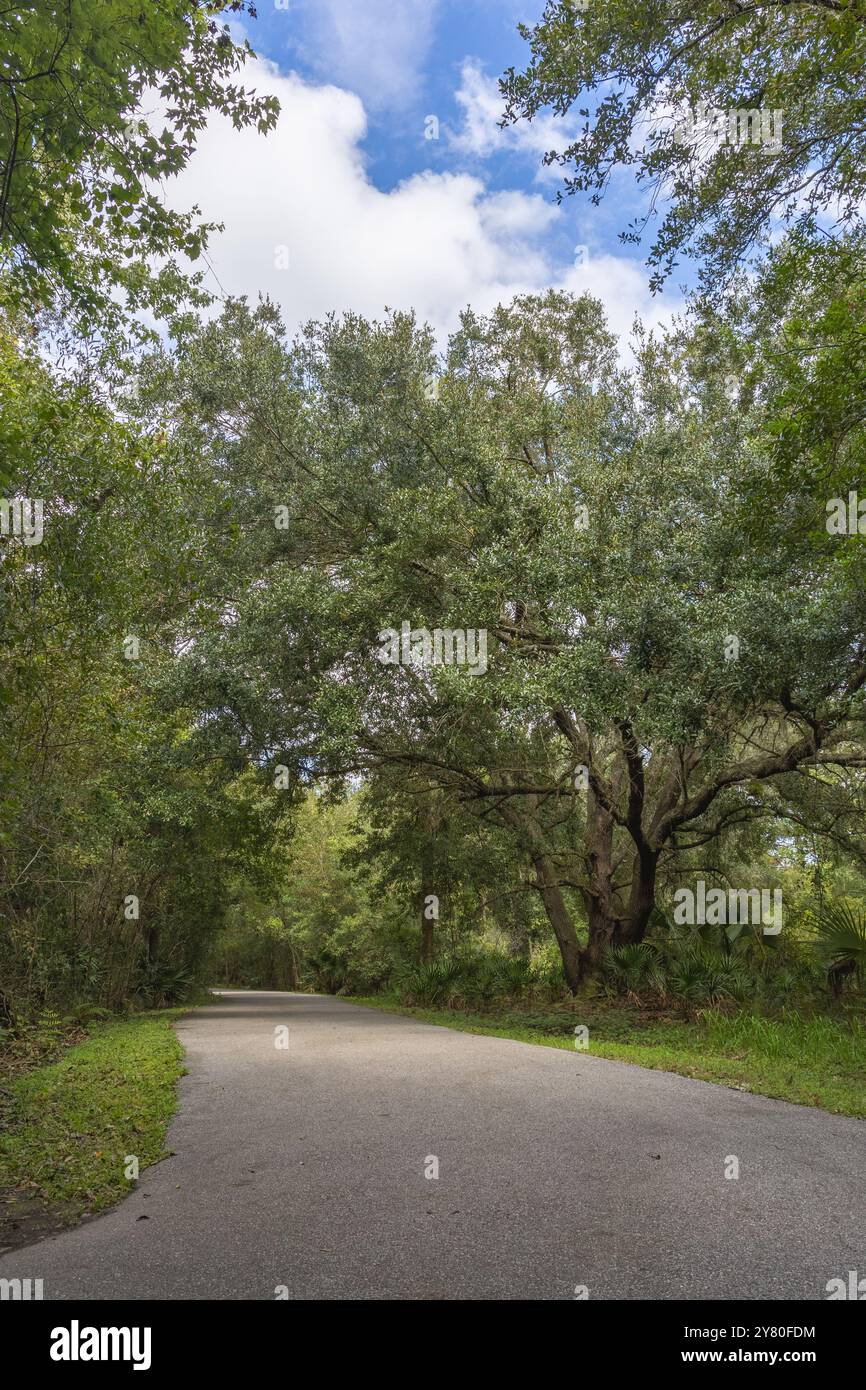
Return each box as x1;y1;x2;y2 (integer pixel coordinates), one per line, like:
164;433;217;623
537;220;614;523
346;995;866;1118
0;1009;187;1216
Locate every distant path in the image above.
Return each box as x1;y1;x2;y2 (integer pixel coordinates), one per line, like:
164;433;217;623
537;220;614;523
1;991;864;1300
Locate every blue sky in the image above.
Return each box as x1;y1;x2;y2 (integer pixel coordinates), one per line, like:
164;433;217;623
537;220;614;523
269;0;550;186
167;1;685;348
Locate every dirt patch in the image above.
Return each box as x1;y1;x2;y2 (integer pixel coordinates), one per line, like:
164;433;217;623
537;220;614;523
0;1186;83;1255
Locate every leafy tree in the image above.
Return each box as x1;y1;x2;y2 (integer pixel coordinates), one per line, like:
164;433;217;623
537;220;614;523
215;793;415;993
693;237;866;500
0;1;278;327
500;0;866;291
347;768;545;962
0;320;285;1019
141;290;866;990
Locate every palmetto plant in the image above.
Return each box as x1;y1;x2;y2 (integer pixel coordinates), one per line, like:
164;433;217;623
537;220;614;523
812;902;866;997
601;943;666;1000
134;962;193;1008
665;948;754;1007
398;958;464;1007
465;956;533;1005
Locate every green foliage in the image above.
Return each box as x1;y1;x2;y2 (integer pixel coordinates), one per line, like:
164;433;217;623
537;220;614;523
664;947;755;1007
134;962;195;1009
212;793;414;996
0;320;288;1024
146;288;866;992
2;2;865;1055
812;900;866;983
0;1;279;328
397;957;466;1007
701;1010;866;1071
501;1;866;293
395;949;565;1009
601;944;665;999
5;273;866;1025
598;932;830;1010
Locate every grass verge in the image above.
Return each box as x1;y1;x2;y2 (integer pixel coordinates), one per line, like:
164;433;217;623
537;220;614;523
0;1009;187;1246
346;996;866;1118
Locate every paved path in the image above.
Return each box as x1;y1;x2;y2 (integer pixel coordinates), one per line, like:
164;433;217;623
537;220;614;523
2;991;864;1300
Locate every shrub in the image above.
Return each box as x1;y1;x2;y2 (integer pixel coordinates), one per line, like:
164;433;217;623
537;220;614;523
397;958;464;1007
395;948;561;1009
133;962;193;1008
665;947;754;1007
600;943;666;1000
811;901;866;996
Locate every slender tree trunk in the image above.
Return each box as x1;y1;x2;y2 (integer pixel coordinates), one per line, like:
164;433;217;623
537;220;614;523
530;848;582;993
501;800;585;992
419;850;433;961
419;800;440;962
286;943;300;991
503;886;532;960
420;884;435;962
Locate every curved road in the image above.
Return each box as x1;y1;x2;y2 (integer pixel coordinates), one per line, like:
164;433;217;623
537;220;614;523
1;991;864;1300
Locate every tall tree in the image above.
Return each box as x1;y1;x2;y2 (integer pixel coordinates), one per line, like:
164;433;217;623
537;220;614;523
0;321;286;1018
140;292;866;989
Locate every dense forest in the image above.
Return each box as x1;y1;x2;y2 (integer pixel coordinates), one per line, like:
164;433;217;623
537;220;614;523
2;0;866;1038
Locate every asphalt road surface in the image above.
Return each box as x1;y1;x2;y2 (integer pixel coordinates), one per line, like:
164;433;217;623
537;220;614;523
2;990;864;1300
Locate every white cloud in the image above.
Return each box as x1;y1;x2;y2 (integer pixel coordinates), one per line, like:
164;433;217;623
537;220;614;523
561;254;679;345
288;0;439;111
167;58;680;352
449;59;581;179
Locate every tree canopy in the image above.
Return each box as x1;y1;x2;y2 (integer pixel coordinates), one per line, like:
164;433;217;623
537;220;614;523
501;0;866;291
0;1;278;329
122;289;866;989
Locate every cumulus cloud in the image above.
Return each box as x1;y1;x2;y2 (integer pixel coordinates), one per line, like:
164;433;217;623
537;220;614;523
449;59;582;179
166;58;680;351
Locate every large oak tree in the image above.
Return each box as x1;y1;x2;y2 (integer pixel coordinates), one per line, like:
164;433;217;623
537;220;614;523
140;291;866;988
